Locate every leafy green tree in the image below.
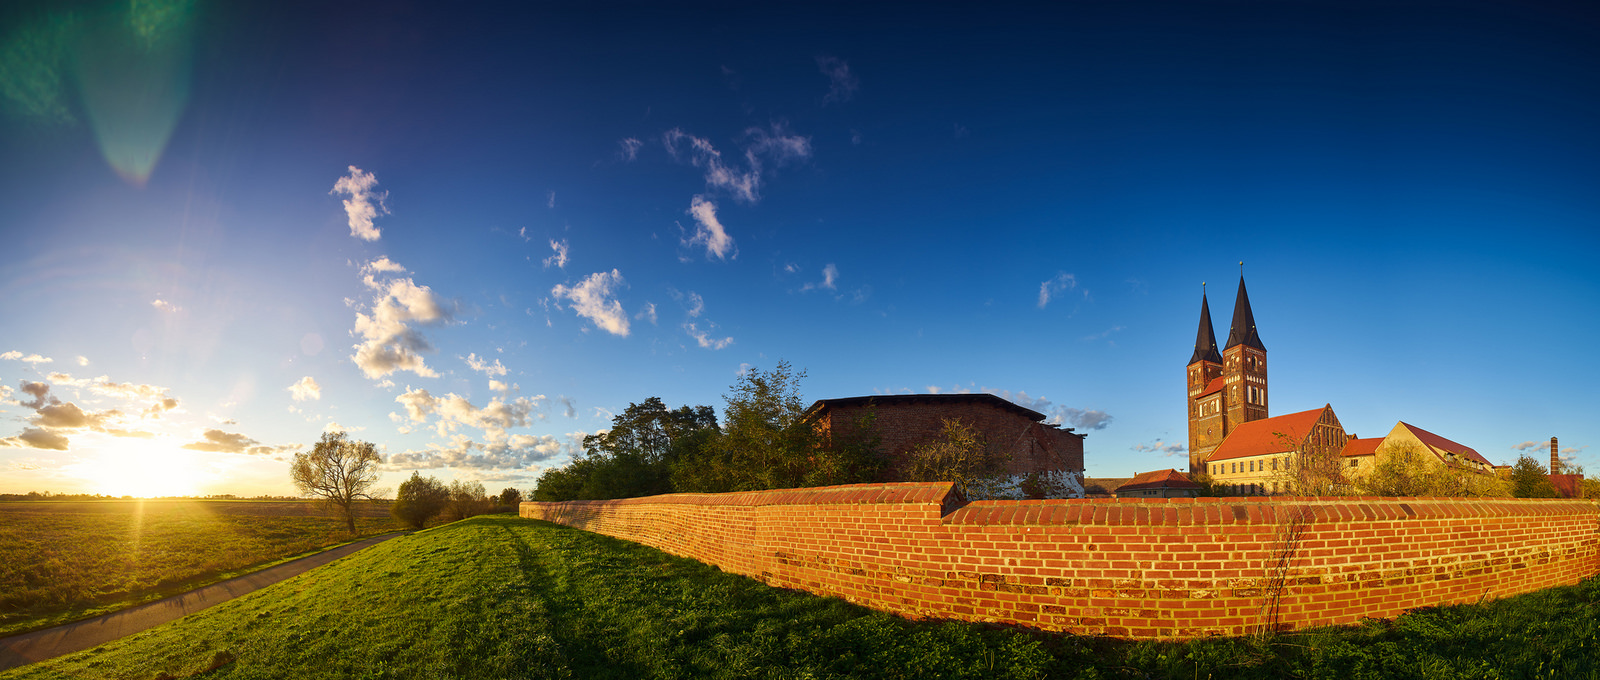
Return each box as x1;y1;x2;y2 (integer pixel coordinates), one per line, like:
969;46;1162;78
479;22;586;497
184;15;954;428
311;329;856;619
903;418;1009;499
391;472;450;529
676;361;817;492
581;398;718;499
804;406;886;487
290;431;381;534
440;479;490;522
1582;478;1600;499
532;458;593;501
497;487;523;507
1354;443;1509;497
1511;454;1560;498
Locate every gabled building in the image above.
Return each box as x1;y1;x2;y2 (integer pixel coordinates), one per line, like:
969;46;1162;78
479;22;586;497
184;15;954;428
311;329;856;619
1341;422;1495;475
1114;469;1202;498
1201;405;1347;495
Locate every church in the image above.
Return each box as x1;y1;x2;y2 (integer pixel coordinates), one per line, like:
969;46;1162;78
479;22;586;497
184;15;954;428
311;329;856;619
1184;275;1498;495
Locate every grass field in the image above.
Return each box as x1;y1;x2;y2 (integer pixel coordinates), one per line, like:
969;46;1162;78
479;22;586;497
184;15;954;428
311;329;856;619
0;500;405;637
4;514;1598;679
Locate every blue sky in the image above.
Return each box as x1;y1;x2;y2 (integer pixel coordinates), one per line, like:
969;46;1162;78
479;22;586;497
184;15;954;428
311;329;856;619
1;0;1596;496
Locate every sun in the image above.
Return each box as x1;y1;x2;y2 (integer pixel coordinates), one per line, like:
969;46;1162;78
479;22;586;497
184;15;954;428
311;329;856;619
78;438;213;497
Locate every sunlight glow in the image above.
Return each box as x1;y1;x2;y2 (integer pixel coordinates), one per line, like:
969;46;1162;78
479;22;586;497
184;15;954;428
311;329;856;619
78;439;212;497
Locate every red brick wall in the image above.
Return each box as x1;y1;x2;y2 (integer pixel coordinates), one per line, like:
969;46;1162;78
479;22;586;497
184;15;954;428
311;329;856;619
820;400;1084;480
522;482;1600;639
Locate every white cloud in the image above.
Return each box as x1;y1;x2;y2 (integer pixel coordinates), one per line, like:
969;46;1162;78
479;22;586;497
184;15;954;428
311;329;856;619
363;257;407;276
618;137;643;162
558;396;577;419
288;376;321;402
151;299;182;313
1038;272;1082;309
351;270;457;379
465;352;508;377
2;351;53;364
684;195;736;260
1;428;69;450
635;302;657;325
685;322;733;350
544;239;570;269
683;291;705;318
817;55;859;105
547;191;556;209
76;356;89;367
384;433;574;471
179;429;287;456
393;387;548;441
663;125;811;206
802;263;839;291
331;165;388;241
550;270;630;336
1132;440;1186;456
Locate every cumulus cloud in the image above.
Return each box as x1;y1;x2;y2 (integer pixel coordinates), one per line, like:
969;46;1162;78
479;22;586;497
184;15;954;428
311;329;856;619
152;299;182;313
394;387;547;441
685;195;736;260
288;376;321;401
618;137;643;162
384;433;575;471
76;356;89;367
351;264;457;379
34;402;108;429
331;165;388;241
685;323;733;350
1132;440;1187;456
1;428;69;450
663;124;811;205
1038;272;1082;309
817;55;859;105
558;396;577;419
544;239;569;269
2;351;53;364
17;381;52;409
465;353;508;377
181;429;260;453
550;270;630;336
363;257;406;276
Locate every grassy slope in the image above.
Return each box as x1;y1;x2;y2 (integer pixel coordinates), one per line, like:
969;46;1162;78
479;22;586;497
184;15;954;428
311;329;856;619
0;501;405;637
4;515;1598;680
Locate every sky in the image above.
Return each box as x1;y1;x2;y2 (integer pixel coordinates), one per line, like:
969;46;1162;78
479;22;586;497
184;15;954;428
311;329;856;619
1;0;1596;497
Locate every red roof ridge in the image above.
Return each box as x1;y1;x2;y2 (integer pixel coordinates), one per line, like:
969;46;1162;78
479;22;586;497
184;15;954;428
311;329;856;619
1206;405;1331;463
1196;377;1225;397
1397;421;1492;467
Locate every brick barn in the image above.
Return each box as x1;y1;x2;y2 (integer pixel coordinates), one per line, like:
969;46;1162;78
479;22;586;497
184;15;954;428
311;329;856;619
804;393;1086;498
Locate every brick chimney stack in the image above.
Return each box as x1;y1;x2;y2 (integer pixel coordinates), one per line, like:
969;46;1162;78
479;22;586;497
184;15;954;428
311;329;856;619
1550;437;1560;475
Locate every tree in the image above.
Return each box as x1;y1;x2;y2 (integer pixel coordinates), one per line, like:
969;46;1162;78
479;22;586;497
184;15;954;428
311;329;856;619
693;360;818;492
533;459;592;501
441;479;490;522
1353;442;1509;497
391;472;449;529
581;398;718;499
497;487;523;507
1273;431;1348;497
1510;454;1560;498
1581;478;1600;499
903;418;1010;500
803;406;886;488
290;431;381;534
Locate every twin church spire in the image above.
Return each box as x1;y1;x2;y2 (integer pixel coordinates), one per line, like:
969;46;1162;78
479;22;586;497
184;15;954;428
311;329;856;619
1186;273;1268;474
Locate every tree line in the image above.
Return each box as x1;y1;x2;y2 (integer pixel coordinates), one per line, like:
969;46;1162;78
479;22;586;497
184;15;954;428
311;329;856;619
532;361;1015;502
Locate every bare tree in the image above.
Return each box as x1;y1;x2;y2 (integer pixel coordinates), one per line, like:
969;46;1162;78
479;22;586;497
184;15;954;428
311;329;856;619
904;418;1010;499
1273;431;1347;496
290;431;382;534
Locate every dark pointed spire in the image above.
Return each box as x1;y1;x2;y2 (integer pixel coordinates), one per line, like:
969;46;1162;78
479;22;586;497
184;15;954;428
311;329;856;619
1189;287;1222;365
1224;275;1266;351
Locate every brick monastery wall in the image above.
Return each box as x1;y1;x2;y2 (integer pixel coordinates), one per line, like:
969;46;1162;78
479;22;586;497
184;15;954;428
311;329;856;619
521;482;1599;639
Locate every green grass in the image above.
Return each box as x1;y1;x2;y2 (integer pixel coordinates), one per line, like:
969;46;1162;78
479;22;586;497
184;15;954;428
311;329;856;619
0;500;405;637
4;515;1598;679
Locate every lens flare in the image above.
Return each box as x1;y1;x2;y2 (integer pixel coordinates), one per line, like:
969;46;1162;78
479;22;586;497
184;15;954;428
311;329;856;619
73;0;197;185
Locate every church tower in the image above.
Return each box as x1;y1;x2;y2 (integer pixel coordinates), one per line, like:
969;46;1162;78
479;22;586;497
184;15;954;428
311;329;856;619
1221;275;1268;436
1186;288;1225;473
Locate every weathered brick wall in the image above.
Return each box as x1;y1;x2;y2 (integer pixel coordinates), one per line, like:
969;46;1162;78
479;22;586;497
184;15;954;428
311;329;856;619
821;400;1085;480
522;483;1600;639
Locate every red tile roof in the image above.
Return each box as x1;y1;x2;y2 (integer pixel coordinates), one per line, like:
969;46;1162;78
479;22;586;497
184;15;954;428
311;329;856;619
1398;422;1493;467
1196;377;1225;397
1341;437;1383;458
1115;469;1201;493
1206;406;1331;463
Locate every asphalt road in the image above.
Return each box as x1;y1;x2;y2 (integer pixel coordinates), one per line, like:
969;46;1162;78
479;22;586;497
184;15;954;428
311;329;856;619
0;531;407;671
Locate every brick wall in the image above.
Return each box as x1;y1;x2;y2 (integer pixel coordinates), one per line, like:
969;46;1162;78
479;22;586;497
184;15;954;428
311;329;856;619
522;482;1600;639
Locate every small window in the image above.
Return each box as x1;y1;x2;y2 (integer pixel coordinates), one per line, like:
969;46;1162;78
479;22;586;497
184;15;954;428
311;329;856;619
1271;458;1278;471
1349;459;1358;468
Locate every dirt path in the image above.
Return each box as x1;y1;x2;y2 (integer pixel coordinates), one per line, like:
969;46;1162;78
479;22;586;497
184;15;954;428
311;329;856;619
0;531;408;671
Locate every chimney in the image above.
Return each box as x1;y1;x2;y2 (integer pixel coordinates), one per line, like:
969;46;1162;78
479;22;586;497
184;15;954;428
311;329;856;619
1550;437;1560;475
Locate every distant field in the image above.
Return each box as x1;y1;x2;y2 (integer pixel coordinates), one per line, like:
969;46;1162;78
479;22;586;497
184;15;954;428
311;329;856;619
4;515;1597;679
0;500;404;637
